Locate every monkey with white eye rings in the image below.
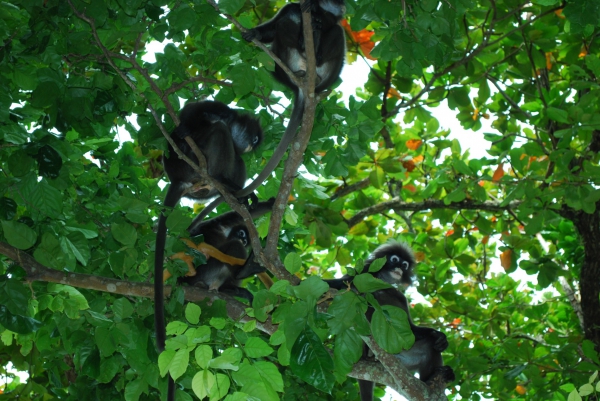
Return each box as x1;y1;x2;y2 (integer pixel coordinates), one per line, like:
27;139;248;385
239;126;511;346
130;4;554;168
193;0;347;223
154;100;263;401
181;198;275;301
325;242;455;401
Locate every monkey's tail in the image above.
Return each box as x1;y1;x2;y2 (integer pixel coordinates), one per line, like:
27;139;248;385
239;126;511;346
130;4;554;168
155;184;184;401
188;92;305;224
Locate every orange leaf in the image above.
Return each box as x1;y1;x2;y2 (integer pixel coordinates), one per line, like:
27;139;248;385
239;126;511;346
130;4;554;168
445;229;455;237
554;9;565;19
491;216;497;222
478;180;485;187
579;47;588;58
450;318;461;329
387;87;402;99
413;251;425;262
482;235;489;245
515;385;526;395
492;163;504;182
500;249;512;271
406;139;423;150
402;159;416;172
359;40;376;60
341;19;377;60
404;184;417;192
412;155;424;163
545;52;553;70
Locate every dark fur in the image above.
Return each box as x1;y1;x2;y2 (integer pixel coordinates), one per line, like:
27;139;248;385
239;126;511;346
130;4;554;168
154;101;262;401
181;199;275;300
326;242;454;400
193;0;347;222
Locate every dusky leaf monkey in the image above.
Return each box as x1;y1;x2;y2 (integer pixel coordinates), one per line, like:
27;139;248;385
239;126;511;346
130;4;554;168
194;0;347;222
154;100;263;401
326;242;454;400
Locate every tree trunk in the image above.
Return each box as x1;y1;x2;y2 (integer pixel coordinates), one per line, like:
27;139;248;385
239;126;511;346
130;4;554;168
570;209;600;347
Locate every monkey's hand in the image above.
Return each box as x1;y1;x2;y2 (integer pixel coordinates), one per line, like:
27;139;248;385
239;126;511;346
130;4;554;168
427;366;455;385
431;330;449;352
242;29;261;42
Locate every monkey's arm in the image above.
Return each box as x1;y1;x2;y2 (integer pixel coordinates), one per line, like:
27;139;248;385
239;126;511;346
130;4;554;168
242;4;301;43
323;277;352;290
187;198;274;237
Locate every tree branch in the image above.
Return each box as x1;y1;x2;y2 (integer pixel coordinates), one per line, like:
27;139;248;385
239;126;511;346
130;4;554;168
331;178;370;200
346;198;522;228
361;336;449;401
0;240;396;387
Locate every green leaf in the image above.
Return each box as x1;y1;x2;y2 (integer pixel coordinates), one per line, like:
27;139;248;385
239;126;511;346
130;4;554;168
230;64;256;97
166;209;190;233
245;337;274;358
353;274;393;293
546;107;569;123
290;327;335;393
169;348;190;380
22;179;63;217
60;232;90;266
367;257;386;273
1;220;37;249
48;284;90;310
31;81;60;108
579;383;594;396
111;222;137;246
192;370;211;400
185;303;201;325
7;151;34;177
293;276;329;301
327;291;366;335
98;355;121;383
219;0;245;15
0;305;42;334
231;361;281;401
333;329;363;380
0;198;17;220
37;145;62;179
112;298;133;320
371;305;414;353
210;347;243;370
195;345;213;370
189;326;212;344
284;252;302;274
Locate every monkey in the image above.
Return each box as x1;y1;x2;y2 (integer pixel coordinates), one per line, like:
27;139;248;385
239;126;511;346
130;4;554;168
182;198;276;300
154;101;263;401
325;242;454;400
179;224;264;302
193;0;347;223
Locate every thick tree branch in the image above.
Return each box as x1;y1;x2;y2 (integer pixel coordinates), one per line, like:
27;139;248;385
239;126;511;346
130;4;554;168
362;336;449;401
262;2;318;283
0;241;395;386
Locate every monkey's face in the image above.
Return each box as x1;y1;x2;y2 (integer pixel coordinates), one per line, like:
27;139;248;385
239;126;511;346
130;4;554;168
229;226;249;247
231;116;263;154
375;253;413;287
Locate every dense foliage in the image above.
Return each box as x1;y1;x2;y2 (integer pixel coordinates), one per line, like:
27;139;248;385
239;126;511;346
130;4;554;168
1;0;600;400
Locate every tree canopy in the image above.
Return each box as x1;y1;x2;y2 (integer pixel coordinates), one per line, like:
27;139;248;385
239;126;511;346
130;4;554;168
1;0;600;400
